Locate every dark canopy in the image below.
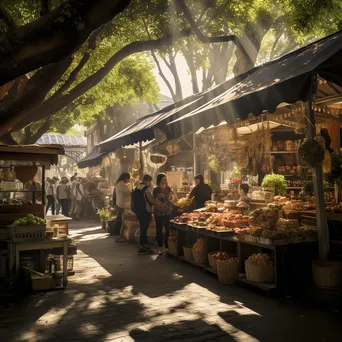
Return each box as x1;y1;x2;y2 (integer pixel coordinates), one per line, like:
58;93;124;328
168;30;342;136
77;149;107;169
98;71;250;153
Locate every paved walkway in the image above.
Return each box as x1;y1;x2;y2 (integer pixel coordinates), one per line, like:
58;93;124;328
1;220;342;342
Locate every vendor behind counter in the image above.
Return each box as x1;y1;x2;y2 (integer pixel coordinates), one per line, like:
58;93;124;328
239;183;251;204
189;174;212;209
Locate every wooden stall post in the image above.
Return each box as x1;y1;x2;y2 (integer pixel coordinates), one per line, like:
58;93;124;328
193;133;198;176
139;141;144;180
304;95;329;260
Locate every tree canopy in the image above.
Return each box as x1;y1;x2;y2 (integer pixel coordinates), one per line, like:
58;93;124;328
0;0;341;144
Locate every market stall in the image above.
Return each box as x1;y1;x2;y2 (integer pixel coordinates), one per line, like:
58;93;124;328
0;144;76;291
164;30;342;292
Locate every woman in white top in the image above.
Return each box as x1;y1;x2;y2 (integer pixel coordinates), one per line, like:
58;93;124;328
113;173;131;242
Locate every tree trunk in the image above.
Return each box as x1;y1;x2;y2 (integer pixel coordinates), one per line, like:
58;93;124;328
233;18;273;76
0;0;131;85
0;57;72;135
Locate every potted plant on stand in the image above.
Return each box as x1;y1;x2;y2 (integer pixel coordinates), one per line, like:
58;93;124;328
97;207;112;230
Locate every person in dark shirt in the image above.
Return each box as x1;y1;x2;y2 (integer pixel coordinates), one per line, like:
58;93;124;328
189;174;212;209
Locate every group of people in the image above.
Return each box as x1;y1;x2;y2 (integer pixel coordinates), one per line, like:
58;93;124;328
113;172;213;255
45;174;103;219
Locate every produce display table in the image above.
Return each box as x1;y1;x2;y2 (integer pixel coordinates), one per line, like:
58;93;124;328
7;237;72;287
169;223;317;294
46;215;72;235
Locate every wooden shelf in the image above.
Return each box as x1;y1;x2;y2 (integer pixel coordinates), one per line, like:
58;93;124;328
239;274;276;291
265;151;297;154
0;190;42;193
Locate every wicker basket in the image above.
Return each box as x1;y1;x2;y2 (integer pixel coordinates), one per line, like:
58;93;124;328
168;241;178;255
312;260;342;290
208;252;219;272
245;262;274;283
183;246;193;261
192;248;206;264
9;224;46;242
217;261;239;284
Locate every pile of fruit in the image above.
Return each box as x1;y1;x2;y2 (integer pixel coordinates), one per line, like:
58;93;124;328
212;251;229;260
217;257;239;264
192;238;205;251
168;232;177;243
245;253;272;266
12;214;45;226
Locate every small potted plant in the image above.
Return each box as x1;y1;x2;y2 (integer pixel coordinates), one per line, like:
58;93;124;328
231;166;242;184
97;207;112;230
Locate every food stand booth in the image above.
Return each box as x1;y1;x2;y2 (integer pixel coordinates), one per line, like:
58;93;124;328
0;144;74;291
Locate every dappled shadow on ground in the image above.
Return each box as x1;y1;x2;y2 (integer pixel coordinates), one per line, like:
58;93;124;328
1;220;342;341
130;319;235;341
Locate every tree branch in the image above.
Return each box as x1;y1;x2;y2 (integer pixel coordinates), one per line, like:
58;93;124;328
29;118;52;144
0;4;16;28
52;31;99;98
0;25;238;136
0;133;18;145
0;0;131;85
40;0;50;16
151;51;177;101
174;0;237;44
0;56;72;135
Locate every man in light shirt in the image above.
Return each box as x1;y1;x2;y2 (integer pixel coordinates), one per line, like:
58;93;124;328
57;177;70;217
46;179;56;215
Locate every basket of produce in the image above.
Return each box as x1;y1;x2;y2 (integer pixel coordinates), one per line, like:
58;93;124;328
312;260;342;290
168;233;178;255
192;239;206;259
217;258;240;285
209;251;230;272
245;254;274;283
8;215;46;242
183;245;194;261
192;239;206;264
208;251;219;272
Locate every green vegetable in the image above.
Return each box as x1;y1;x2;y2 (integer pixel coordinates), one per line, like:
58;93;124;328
298;139;325;167
261;173;287;196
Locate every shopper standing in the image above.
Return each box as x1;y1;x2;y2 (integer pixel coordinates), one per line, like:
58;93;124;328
57;177;70;217
153;173;173;255
189;174;212;209
53;177;61;215
132;175;155;254
46;179;56;215
114;173;131;242
73;178;85;220
70;176;78;217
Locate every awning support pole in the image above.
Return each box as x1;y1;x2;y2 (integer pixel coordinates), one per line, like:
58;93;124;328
193;133;198;176
304;74;329;260
139;141;144;180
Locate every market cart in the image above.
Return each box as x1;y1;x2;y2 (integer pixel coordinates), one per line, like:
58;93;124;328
0;144;76;290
